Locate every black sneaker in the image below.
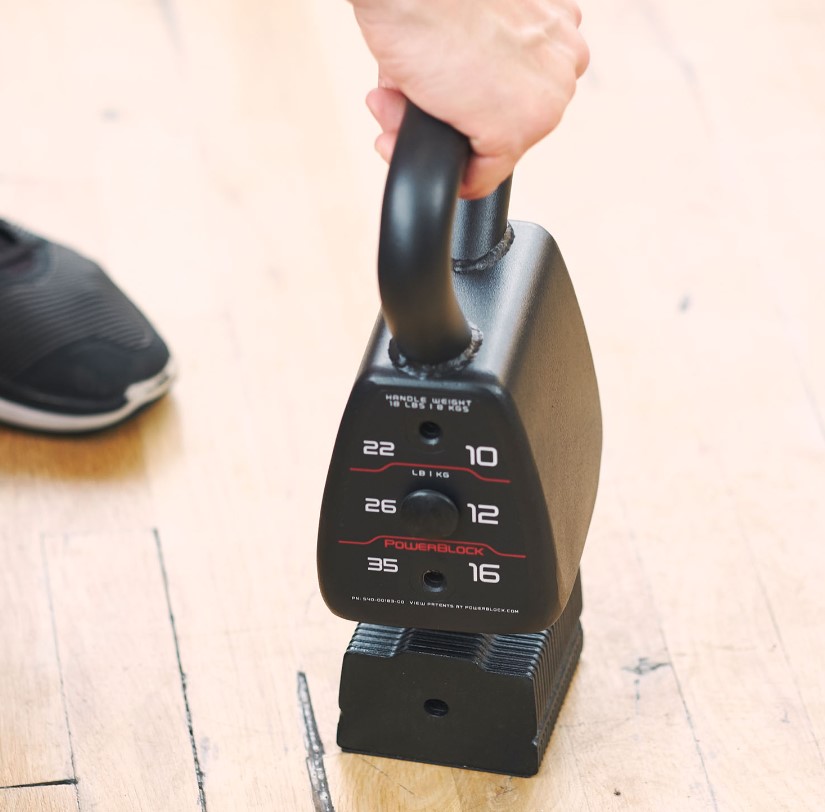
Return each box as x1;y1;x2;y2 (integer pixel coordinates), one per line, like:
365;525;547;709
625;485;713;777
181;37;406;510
0;219;175;433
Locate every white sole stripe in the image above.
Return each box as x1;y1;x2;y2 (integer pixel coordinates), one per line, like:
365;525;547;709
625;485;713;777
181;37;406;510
0;358;177;433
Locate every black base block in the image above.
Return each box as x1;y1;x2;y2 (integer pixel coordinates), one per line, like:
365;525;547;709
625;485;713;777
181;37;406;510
337;573;583;776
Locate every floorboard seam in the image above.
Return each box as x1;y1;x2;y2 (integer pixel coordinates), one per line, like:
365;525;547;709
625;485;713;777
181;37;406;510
297;671;335;812
41;534;82;812
618;495;720;811
800;375;825;444
154;0;183;54
726;481;825;773
154;529;208;812
0;779;78;791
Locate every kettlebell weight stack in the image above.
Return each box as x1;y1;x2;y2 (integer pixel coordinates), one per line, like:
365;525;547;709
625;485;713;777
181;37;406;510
317;104;602;774
337;574;584;776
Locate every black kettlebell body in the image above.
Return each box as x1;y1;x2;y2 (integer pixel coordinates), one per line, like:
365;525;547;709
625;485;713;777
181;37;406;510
317;106;601;634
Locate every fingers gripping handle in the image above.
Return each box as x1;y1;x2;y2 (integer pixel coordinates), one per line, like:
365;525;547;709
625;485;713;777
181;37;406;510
378;103;473;365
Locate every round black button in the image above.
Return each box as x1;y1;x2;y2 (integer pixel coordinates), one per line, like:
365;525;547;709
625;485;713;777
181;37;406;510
399;489;459;538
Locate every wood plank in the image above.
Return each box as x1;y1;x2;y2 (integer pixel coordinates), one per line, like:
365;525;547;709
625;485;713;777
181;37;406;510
576;1;825;807
134;323;322;812
0;785;78;812
532;0;825;806
43;530;201;812
657;0;825;768
604;324;825;810
0;532;72;787
117;0;383;807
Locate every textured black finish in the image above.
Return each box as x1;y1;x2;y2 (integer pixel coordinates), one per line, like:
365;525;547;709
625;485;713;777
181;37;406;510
338;573;584;776
318;220;602;633
451;177;512;263
378;104;473;365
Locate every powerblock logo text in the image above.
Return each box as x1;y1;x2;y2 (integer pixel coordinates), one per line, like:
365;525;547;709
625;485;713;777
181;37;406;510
384;539;485;557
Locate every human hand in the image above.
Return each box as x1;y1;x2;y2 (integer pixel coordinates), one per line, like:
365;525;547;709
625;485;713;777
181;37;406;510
350;0;590;198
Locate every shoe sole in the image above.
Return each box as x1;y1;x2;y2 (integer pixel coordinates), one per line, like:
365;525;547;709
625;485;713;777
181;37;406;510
0;357;177;434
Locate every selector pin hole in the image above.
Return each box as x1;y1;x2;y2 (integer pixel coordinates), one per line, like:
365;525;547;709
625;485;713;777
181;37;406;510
422;570;446;592
419;421;442;444
424;698;449;717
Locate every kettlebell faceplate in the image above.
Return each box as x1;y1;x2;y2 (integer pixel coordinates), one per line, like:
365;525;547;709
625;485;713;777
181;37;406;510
317;106;602;635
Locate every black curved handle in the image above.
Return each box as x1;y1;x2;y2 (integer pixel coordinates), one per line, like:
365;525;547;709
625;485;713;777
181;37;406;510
378;104;473;365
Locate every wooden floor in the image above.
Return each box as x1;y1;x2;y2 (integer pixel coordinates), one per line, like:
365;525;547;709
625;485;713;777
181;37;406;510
2;0;824;809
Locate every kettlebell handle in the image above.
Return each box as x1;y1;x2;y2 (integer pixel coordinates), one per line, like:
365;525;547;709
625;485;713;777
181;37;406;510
378;103;510;366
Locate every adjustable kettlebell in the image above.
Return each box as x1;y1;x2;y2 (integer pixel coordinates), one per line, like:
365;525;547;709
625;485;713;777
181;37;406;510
317;103;601;635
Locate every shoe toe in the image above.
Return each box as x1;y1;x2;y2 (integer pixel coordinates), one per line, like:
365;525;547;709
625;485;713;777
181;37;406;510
0;229;175;426
14;333;171;410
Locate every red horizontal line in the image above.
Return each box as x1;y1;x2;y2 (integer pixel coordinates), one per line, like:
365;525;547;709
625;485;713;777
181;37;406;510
338;535;526;559
349;462;510;484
